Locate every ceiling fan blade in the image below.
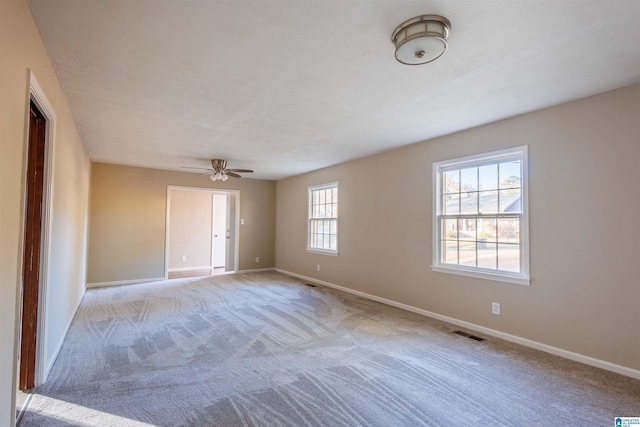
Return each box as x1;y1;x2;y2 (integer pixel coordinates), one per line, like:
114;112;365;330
199;172;213;176
226;169;253;173
225;171;242;178
182;166;212;171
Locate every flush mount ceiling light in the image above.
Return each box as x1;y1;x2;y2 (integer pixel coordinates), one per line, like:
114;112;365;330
391;15;451;65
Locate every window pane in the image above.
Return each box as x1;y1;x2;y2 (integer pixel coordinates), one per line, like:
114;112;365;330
443;218;457;239
329;235;336;250
499;161;521;189
459;241;476;266
478;218;497;242
458;218;476;241
444;170;460;194
461;167;478;191
498;243;520;272
479;164;498;190
478;190;498;214
497;218;520;243
499;189;521;213
444;193;459;214
460;192;478;214
477;243;497;270
332;204;338;218
332;188;338;203
444;240;458;264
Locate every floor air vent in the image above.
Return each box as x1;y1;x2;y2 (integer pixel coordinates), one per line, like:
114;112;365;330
304;283;317;288
453;330;485;342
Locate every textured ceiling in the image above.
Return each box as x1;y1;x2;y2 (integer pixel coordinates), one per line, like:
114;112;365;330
28;0;640;180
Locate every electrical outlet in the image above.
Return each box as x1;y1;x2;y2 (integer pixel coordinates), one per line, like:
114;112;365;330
181;255;187;262
316;264;321;272
492;302;501;315
241;218;245;225
255;256;259;263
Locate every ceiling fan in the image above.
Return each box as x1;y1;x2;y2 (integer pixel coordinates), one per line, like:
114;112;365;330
183;159;254;181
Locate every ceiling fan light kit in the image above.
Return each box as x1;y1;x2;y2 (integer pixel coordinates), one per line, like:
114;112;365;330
211;172;228;182
207;159;253;181
182;159;253;180
392;15;451;65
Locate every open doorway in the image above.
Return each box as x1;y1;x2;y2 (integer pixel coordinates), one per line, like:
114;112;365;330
165;187;239;279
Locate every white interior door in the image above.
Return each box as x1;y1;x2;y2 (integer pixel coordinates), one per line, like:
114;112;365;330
212;194;227;268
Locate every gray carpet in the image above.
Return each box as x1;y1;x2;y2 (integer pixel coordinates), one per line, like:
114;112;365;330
21;271;640;426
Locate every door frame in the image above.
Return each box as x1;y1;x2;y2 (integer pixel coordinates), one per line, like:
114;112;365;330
164;186;240;278
13;69;57;400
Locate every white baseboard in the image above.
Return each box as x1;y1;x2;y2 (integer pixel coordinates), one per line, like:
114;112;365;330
86;277;166;289
237;268;276;274
43;285;86;381
274;268;640;380
168;266;212;272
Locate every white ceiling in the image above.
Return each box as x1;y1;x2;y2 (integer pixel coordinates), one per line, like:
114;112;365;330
28;0;640;180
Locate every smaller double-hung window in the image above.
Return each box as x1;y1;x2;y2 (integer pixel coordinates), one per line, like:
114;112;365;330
433;146;529;285
308;182;338;255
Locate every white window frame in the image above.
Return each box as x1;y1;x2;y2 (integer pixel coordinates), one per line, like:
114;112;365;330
432;146;530;285
307;182;339;256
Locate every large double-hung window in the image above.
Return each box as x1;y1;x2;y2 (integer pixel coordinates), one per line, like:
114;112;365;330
308;182;338;255
433;146;529;285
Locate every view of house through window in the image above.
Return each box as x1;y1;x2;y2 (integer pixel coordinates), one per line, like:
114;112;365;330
308;182;338;254
433;146;529;285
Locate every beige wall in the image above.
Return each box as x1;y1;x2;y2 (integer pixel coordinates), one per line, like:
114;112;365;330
168;189;213;270
0;0;91;424
87;163;275;284
276;84;640;371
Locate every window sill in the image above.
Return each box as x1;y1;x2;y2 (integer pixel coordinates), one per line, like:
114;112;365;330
432;265;530;286
307;249;338;257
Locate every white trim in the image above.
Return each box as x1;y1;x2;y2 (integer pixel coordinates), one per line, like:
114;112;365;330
306;249;339;256
274;268;640;380
43;287;85;378
86;277;166;289
434;145;528;169
237;268;275;274
432;145;530;285
168;265;212;272
233;192;240;273
432;265;530;286
12;71;58;423
26;70;58;387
